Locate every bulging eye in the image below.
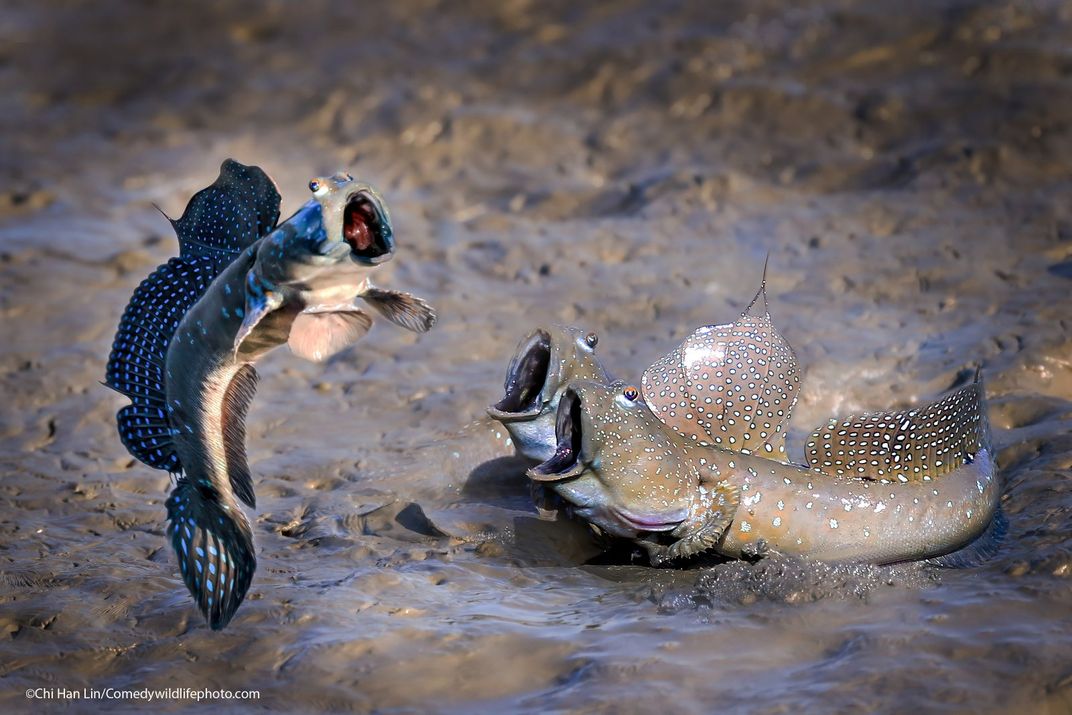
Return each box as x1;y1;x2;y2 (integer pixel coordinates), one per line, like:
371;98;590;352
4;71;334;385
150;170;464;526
584;332;599;348
345;172;354;181
309;179;321;192
622;386;639;401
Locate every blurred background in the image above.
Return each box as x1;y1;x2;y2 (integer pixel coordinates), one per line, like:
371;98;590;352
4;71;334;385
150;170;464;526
2;1;1071;713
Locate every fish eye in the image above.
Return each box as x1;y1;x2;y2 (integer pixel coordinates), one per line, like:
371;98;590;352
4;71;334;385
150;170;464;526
622;386;639;401
585;332;599;348
345;172;354;181
308;179;321;193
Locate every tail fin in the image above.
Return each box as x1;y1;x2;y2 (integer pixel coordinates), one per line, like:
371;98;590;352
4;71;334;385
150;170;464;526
105;160;280;472
166;480;256;629
804;375;991;482
927;506;1007;568
641;269;800;458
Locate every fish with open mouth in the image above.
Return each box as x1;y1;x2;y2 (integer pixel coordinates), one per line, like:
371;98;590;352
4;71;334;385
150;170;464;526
105;160;436;628
529;376;999;566
487;325;611;461
531;377;999;565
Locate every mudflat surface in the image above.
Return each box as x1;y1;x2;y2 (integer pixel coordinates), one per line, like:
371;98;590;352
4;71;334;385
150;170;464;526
2;1;1072;713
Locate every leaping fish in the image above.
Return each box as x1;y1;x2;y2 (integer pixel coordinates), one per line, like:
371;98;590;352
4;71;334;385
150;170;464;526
105;160;436;628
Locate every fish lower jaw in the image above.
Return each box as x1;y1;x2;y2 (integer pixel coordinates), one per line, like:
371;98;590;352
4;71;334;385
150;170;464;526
500;419;555;462
608;507;686;534
295;270;371;303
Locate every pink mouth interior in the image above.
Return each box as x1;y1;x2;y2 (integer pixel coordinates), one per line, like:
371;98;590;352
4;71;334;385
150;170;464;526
343;196;376;251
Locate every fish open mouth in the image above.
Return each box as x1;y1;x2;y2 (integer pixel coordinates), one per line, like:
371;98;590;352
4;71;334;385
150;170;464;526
488;330;551;420
528;388;584;481
344;191;394;264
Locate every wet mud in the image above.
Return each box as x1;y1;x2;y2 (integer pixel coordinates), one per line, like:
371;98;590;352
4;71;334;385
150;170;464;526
2;1;1072;713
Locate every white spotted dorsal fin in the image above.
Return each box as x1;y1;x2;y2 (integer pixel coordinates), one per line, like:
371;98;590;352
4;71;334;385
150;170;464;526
804;379;990;482
641;280;800;458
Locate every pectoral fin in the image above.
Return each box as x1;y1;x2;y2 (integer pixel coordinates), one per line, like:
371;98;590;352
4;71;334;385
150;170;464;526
642;478;739;566
360;286;437;333
287;308;373;362
234;273;284;357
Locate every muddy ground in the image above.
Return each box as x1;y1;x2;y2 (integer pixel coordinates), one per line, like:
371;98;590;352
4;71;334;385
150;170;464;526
1;1;1072;713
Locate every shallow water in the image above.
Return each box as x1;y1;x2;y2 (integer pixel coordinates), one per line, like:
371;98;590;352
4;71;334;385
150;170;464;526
2;0;1072;713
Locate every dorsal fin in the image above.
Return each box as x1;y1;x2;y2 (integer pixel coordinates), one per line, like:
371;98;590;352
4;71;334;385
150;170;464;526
172;159;281;266
107;255;221;471
221;365;259;508
106;160;280;472
803;379;991;482
641;279;800;458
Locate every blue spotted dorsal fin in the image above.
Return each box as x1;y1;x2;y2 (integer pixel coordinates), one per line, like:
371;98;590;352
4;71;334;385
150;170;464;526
171;159;280;266
106;160;280;473
803;378;991;482
106;255;221;471
641;280;800;459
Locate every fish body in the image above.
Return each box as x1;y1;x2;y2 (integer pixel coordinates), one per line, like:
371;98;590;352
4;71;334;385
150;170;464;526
487;325;610;461
107;163;435;628
529;379;998;565
713;444;998;563
521;272;999;566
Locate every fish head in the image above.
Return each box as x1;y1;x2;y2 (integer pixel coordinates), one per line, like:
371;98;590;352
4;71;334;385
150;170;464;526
526;380;694;538
487;325;611;461
308;172;395;266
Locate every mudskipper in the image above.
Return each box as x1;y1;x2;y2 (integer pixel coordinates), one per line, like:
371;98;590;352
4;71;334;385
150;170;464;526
106;160;436;628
